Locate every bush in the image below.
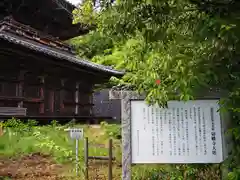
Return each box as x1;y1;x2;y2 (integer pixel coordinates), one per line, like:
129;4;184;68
100;121;121;139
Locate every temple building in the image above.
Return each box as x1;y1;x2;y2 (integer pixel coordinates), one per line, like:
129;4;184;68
0;0;124;122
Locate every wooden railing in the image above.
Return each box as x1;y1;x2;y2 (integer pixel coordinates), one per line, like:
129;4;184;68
0;107;27;116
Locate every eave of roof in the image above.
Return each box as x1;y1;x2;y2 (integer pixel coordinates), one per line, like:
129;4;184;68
0;31;125;77
1;0;89;40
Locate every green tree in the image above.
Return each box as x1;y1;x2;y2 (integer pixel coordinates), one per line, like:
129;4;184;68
71;0;240;178
72;0;239;104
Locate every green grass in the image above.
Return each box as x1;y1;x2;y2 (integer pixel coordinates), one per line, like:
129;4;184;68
0;119;165;179
0;119;220;180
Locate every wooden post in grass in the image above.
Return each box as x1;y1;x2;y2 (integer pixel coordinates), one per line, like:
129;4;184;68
108;139;113;180
84;137;114;180
84;137;89;180
0;123;3;136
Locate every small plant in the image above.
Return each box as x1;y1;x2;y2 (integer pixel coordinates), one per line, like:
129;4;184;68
27;119;38;127
50;120;59;127
100;121;121;139
3;118;24;128
3;118;38;133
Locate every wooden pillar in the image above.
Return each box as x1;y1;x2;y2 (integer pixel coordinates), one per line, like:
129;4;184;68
89;95;97;123
39;76;45;114
84;137;89;180
60;79;66;113
0;122;3;136
75;82;80;115
89;85;95;123
17;70;25;108
49;91;54;113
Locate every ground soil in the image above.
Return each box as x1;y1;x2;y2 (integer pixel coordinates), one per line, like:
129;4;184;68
88;160;121;180
0;153;65;180
0;153;121;180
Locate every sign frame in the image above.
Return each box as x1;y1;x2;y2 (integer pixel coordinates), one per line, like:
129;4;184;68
69;128;84;140
109;89;231;180
131;99;224;164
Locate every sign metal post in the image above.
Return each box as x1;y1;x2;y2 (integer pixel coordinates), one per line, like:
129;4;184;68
65;128;83;176
75;138;79;175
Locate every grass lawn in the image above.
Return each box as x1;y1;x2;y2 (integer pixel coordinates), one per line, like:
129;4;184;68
0;119;166;180
0;119;221;180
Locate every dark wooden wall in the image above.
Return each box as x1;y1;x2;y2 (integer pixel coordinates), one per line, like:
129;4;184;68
0;50;94;117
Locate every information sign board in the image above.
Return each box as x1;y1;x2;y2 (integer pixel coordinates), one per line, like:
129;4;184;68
131;100;224;164
69;128;83;140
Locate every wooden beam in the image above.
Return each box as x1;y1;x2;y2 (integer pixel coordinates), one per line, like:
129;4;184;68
63;101;94;106
24;98;43;103
0;96;24;101
61;86;92;93
88;156;116;161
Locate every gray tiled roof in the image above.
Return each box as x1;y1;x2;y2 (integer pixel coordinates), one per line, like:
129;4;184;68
0;31;125;76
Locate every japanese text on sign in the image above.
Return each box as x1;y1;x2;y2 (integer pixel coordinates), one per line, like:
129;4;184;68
131;100;224;164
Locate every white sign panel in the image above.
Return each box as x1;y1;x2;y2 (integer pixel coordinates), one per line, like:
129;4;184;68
131;100;224;164
69;128;83;140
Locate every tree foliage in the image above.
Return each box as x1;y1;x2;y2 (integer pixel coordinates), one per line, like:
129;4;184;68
72;0;239;104
71;1;240;178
